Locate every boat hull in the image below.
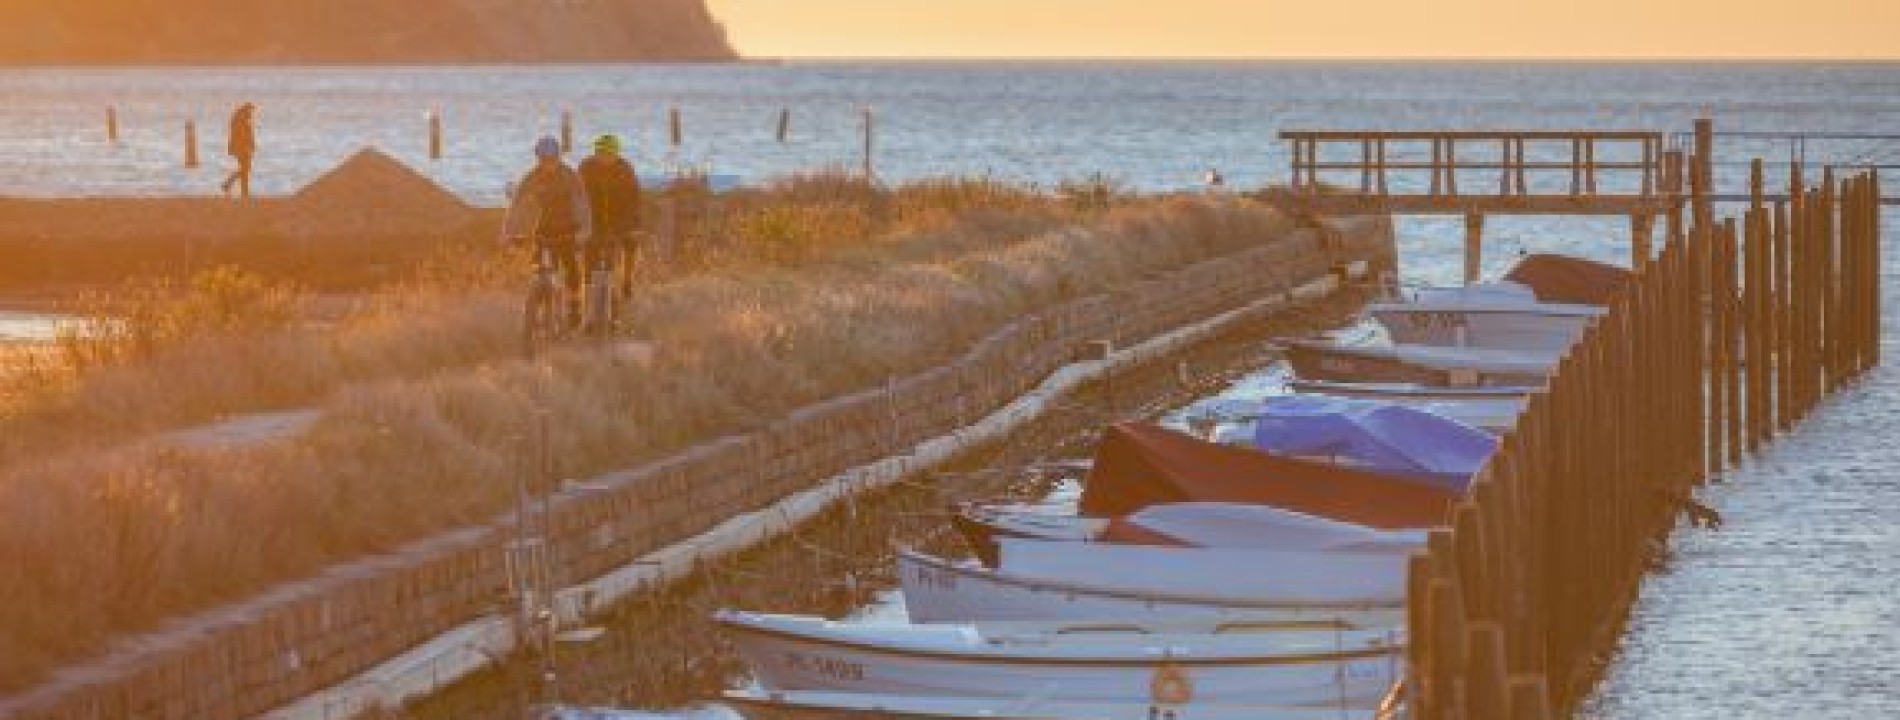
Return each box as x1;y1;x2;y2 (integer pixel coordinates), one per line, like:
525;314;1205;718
1369;306;1596;352
718;614;1401;706
898;550;1405;626
1287;381;1531;433
1281;340;1552;387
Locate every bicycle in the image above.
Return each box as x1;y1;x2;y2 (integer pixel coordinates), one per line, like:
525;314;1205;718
581;238;618;339
520;236;571;356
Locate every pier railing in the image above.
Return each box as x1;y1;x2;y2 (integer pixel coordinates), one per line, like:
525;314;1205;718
1405;164;1883;717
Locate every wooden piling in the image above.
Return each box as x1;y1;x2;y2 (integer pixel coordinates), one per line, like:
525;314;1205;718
428;110;443;161
1463;212;1485;286
1507;675;1555;720
560;110;574;154
106;106;119;144
776;108;791;143
862;106;876;183
1631;213;1655;268
669;107;683;148
185;120;199;169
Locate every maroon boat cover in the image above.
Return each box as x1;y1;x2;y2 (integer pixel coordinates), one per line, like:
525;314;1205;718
1077;422;1457;529
1502;253;1632;306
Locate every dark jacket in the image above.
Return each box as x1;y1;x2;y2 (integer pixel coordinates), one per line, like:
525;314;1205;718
227;107;255;159
502;162;592;242
577;153;642;237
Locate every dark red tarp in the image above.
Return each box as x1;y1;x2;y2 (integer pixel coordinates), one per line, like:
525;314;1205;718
1077;422;1457;529
1502;253;1632;306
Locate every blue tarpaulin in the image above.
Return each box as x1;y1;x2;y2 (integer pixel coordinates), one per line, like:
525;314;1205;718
1252;394;1496;491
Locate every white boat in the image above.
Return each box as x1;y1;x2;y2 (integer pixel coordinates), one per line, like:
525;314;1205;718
1285;380;1532;434
987;537;1414;607
715;610;1403;706
1279;336;1560;387
724;687;1389;719
898;549;1405;626
1367;281;1604;352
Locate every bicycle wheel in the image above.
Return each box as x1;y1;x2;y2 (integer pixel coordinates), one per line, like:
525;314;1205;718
523;279;560;356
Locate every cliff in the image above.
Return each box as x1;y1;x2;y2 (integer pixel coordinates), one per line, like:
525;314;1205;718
0;0;736;65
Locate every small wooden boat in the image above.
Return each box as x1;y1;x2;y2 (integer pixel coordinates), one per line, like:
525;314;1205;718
1365;254;1630;352
1279;337;1557;387
952;422;1458;563
714;610;1403;707
897;548;1406;626
1367;282;1603;352
1286;380;1532;434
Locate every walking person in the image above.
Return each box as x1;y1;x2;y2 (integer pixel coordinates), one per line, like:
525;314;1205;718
220;102;257;198
502;136;593;329
577;134;644;302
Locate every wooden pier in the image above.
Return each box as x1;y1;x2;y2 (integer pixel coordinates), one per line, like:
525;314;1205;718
1275;119;1883;717
1268;128;1684;283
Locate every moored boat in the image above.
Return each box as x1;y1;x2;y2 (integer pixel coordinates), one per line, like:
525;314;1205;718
714;610;1403;707
1279;336;1558;387
1285;380;1533;433
1367;282;1603;351
897;548;1406;626
953;422;1458;562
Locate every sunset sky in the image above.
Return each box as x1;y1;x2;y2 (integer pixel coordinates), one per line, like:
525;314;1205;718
707;0;1900;59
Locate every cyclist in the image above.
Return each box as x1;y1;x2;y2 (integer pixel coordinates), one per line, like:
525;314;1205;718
502;136;592;329
577;133;644;302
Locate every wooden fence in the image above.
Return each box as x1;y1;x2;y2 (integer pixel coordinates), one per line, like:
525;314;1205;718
1405;166;1882;717
0;212;1393;720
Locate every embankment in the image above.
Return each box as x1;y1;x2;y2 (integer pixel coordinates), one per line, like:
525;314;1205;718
0;193;1391;719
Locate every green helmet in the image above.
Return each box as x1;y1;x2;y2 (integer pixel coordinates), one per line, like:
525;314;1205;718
593;134;622;155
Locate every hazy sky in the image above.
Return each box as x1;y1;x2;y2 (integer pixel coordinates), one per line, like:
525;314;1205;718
707;0;1900;59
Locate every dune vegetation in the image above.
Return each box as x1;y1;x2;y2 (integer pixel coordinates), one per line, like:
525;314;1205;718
0;174;1297;692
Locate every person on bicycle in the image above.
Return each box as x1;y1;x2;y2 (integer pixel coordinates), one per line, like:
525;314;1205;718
578;133;643;301
502;136;592;328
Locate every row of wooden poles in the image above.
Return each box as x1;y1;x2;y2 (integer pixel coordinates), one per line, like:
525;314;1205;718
107;105;878;177
1405;141;1883;716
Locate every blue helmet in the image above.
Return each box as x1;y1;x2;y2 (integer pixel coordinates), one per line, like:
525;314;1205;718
533;136;562;159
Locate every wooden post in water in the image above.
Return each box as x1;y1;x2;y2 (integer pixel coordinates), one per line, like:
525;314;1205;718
1745;205;1770;450
1774;198;1794;430
1406;555;1434;718
184;120;199;169
1463;212;1485;285
862;106;876;183
669;106;683;148
428;109;443;161
1722;218;1744;465
1631;212;1655;269
776;108;791;143
1464;623;1511;718
1508;675;1555;720
106;106;119;144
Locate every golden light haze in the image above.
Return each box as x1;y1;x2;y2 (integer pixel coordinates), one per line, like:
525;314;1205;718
709;0;1900;59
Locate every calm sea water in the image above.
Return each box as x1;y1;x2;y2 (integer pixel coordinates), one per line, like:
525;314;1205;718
3;62;1897;714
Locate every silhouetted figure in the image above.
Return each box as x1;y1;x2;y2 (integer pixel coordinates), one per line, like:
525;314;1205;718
220;102;256;198
578;134;644;300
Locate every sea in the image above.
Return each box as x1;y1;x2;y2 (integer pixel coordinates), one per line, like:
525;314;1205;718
2;61;1896;717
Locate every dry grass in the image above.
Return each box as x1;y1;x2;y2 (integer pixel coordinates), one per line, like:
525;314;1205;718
0;175;1291;692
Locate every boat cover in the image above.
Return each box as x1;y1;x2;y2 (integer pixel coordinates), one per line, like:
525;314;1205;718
1099;502;1428;551
1503;253;1632;306
1251;394;1496;491
1077;422;1458;528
